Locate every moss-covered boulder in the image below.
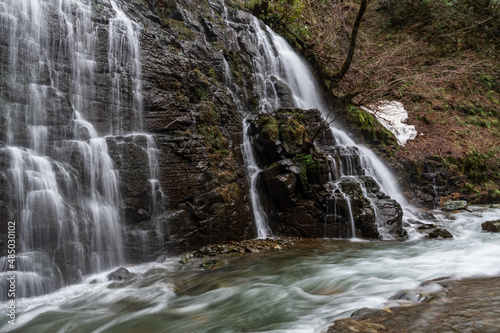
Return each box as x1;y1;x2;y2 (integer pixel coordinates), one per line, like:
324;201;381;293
249;108;405;240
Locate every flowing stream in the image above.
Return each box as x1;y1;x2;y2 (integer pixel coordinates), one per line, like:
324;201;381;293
1;207;499;332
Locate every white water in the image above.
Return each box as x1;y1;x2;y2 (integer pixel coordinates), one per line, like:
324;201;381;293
221;44;271;237
1;207;499;332
0;2;499;332
0;0;163;298
242;119;273;238
241;16;422;236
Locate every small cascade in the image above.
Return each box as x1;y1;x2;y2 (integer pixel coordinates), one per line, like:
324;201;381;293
112;132;166;243
221;43;271;237
242;120;273;238
108;0;144;133
327;181;357;238
107;1;165;219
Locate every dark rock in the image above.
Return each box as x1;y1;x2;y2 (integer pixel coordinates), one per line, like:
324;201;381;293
249;110;404;240
107;267;131;281
325;319;388;333
245;246;260;253
200;259;226;270
270;76;294;108
350;307;392;320
427;228;453;239
481;220;500;232
417;223;437;230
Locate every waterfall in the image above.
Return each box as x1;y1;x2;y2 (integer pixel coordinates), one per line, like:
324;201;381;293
0;0;163;299
108;0;144;133
241;16;415;236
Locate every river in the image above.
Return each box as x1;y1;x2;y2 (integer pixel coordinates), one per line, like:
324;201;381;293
1;206;499;333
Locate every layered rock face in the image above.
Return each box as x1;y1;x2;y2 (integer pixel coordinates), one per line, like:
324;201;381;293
121;0;261;255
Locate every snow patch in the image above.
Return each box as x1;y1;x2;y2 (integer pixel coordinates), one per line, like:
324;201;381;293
361;101;417;146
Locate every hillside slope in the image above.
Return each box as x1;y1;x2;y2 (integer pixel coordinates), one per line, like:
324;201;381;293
235;0;500;207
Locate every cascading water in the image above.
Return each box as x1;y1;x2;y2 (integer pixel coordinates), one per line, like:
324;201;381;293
0;0;163;299
221;39;272;238
243;16;418;237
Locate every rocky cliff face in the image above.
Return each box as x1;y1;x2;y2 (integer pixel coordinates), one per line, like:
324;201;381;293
248;109;405;239
0;0;263;271
102;0;266;256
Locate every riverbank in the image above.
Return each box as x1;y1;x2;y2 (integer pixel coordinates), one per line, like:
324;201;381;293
327;275;500;333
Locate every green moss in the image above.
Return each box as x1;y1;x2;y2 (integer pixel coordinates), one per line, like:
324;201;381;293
196;88;208;102
207;67;217;82
346;105;397;145
256;115;279;141
198;125;229;160
292;153;321;189
166;19;198;41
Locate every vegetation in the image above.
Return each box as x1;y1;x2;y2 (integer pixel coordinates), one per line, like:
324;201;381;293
238;0;500;202
346;106;397;145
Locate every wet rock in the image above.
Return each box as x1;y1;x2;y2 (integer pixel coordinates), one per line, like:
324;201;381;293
442;200;468;211
245;246;260;253
179;251;195;264
389;280;447;302
107;267;131;281
271;76;295;108
324;319;388;333
326;276;500;333
200;260;226;270
427;228;453;239
481;220;500;232
156;255;167;263
417;223;437;230
179;238;295;262
490;204;500;209
249;109;405;240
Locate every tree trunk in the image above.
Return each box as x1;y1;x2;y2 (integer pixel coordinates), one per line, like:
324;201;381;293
333;0;367;83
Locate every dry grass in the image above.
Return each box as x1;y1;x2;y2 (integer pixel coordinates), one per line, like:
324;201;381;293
238;0;500;200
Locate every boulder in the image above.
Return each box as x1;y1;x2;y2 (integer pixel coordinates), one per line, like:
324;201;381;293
156;255;167;263
481;220;500;232
270;76;295;108
442;200;468;211
107;267;131;281
417;223;437;230
427;228;453;239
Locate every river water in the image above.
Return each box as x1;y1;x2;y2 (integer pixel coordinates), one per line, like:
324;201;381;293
1;206;499;332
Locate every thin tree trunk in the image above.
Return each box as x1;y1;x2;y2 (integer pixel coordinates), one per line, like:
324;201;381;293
333;0;367;83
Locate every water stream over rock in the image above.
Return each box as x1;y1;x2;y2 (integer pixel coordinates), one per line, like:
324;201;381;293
0;0;163;299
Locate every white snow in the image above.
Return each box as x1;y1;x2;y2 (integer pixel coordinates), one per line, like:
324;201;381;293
361;101;417;146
